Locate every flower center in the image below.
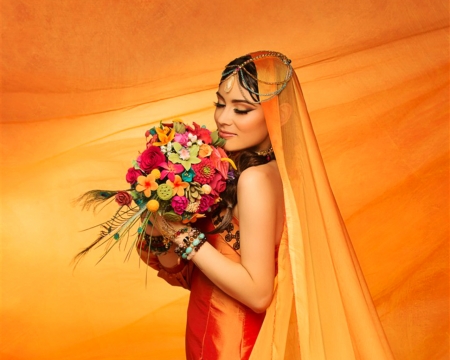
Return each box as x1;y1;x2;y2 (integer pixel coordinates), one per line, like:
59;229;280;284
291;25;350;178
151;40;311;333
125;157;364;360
203;166;211;175
179;148;190;160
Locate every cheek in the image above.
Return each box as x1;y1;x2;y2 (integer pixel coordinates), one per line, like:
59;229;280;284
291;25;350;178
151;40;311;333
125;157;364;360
237;112;267;134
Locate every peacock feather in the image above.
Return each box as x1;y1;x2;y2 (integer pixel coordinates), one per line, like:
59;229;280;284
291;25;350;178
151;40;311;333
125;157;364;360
74;202;146;264
76;190;121;212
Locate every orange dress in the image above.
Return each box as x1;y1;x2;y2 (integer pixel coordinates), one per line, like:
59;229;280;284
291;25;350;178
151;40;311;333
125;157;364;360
146;216;266;360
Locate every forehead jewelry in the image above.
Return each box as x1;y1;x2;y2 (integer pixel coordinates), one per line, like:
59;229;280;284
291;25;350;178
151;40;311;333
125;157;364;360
224;69;237;93
220;51;293;104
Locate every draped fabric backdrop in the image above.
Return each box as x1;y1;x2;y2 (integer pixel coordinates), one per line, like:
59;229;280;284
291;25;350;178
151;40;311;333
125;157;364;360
1;1;448;359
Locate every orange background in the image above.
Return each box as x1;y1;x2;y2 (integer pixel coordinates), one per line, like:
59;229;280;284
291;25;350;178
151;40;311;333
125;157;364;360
0;1;448;359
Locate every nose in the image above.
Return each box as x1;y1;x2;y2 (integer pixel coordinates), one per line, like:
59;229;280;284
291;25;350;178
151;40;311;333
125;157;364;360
214;105;233;127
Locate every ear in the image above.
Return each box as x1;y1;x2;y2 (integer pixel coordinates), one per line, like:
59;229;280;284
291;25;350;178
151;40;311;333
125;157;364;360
279;103;292;126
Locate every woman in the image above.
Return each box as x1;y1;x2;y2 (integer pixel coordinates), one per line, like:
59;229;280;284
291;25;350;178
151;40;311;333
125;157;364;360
138;51;394;360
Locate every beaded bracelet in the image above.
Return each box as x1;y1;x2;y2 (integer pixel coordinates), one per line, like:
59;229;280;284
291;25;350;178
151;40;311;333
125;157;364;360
163;227;190;243
137;233;172;255
174;228;207;260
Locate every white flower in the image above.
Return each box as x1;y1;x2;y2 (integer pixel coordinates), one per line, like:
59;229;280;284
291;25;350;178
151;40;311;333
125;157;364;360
178;147;191;160
188;134;198;142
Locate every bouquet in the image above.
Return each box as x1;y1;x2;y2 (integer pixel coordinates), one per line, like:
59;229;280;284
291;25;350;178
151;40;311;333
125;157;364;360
76;119;234;262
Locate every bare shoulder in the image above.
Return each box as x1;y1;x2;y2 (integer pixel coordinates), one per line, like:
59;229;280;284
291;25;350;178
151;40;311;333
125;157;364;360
236;162;284;214
237;161;282;191
236;161;285;245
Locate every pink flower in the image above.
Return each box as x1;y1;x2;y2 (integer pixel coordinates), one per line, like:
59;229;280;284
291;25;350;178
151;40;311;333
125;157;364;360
174;133;189;146
186;122;212;144
125;168;142;184
210;173;227;196
198;195;215;213
171;196;188;215
192;158;216;184
140;146;166;173
115;191;133;206
160;161;184;182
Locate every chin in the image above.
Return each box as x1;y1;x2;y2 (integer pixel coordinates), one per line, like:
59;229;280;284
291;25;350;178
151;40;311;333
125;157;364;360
224;143;244;153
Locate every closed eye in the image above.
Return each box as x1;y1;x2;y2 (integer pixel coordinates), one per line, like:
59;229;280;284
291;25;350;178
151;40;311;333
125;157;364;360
213;101;225;108
234;109;252;114
214;101;253;114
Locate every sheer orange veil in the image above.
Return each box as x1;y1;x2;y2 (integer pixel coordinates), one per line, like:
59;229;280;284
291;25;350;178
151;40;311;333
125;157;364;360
249;51;394;359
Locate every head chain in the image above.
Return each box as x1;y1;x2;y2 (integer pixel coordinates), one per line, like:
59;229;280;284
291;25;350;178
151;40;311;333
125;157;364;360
221;51;293;103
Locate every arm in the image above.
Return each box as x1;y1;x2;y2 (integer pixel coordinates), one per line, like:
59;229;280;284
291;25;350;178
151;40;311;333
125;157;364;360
181;163;285;313
138;212;181;269
137;216;192;289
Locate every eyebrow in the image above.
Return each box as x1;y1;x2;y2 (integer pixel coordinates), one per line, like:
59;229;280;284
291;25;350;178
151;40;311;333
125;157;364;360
216;91;256;106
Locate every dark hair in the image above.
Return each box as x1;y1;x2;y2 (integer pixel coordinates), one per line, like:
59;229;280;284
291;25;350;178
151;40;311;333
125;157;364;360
219;55;259;102
211;55;269;233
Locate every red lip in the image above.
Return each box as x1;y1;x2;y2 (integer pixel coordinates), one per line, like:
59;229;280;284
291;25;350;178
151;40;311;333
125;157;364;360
218;131;236;139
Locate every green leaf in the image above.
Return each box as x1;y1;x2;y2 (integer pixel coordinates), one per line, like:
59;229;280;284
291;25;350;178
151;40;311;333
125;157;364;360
190;144;199;157
211;130;226;147
172;142;182;151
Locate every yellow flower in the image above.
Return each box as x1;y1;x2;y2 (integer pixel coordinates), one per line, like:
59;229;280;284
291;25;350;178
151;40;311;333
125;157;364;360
136;174;159;197
153;126;175;146
221;157;237;170
146;199;160;212
151;169;161;179
166;175;189;196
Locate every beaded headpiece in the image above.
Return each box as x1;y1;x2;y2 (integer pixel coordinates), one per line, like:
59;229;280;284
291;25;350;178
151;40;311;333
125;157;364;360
220;51;293;104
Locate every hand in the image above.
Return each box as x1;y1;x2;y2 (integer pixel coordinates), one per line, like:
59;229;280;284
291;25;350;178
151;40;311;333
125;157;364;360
146;212;189;243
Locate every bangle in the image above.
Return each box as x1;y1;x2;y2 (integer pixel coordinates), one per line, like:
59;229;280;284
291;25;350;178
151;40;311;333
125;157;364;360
174;228;206;260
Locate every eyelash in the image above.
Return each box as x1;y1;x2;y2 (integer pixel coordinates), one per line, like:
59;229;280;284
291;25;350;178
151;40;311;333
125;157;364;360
234;109;251;114
213;102;252;115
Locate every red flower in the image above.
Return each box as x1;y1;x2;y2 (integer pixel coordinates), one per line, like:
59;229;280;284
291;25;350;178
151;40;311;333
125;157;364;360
171;196;188;215
210;173;227;196
115;191;133;206
146;134;159;147
140;146;165;173
209;147;229;179
125;168;142;184
198;195;215;213
192;158;216;184
186;122;212;144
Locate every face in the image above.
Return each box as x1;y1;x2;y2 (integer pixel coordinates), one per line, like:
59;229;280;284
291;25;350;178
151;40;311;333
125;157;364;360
214;76;270;152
